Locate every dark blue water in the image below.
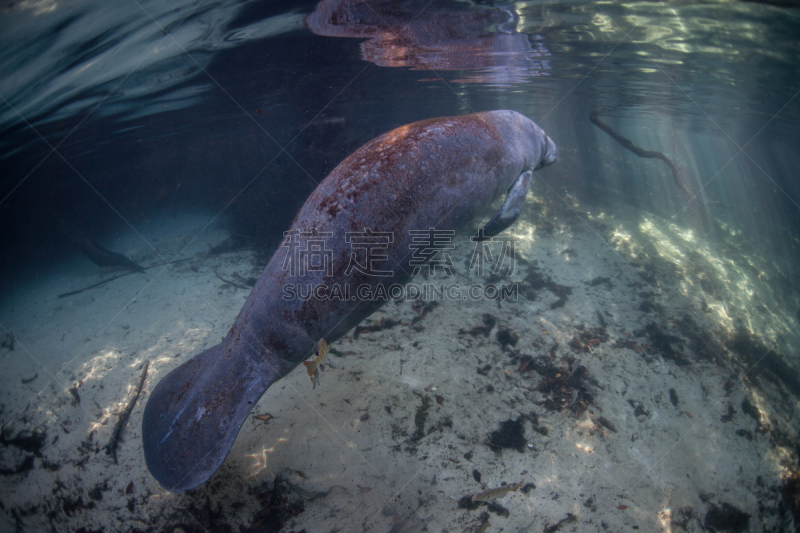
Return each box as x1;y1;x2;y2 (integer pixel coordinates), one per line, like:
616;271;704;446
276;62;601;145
1;1;799;531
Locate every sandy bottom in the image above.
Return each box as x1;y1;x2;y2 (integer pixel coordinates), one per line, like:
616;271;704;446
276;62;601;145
1;182;799;533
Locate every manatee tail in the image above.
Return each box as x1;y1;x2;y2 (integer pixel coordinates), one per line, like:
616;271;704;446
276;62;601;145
142;342;286;492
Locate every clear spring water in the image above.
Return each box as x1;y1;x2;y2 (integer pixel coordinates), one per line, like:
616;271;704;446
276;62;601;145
1;1;799;531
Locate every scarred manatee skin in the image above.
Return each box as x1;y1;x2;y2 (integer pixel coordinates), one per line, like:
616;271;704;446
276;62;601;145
142;110;557;492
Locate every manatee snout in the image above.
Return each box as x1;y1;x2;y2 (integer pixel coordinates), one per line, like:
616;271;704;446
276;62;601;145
536;135;558;170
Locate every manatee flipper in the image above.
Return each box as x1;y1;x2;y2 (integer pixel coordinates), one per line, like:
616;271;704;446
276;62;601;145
142;342;289;492
478;170;533;240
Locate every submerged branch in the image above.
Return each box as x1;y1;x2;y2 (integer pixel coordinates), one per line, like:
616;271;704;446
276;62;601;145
214;269;252;290
104;359;149;464
57;258;191;298
57;271;135;298
590;111;691;197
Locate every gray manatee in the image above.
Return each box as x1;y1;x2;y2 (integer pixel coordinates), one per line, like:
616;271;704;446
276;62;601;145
142;110;557;491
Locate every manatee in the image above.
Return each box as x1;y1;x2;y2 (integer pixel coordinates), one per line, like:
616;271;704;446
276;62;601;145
142;110;557;491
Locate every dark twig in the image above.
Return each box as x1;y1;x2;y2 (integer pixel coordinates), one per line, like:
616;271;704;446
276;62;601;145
590;111;691;197
57;271;135;298
214;269;251;290
57;258;192;298
104;360;149;464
